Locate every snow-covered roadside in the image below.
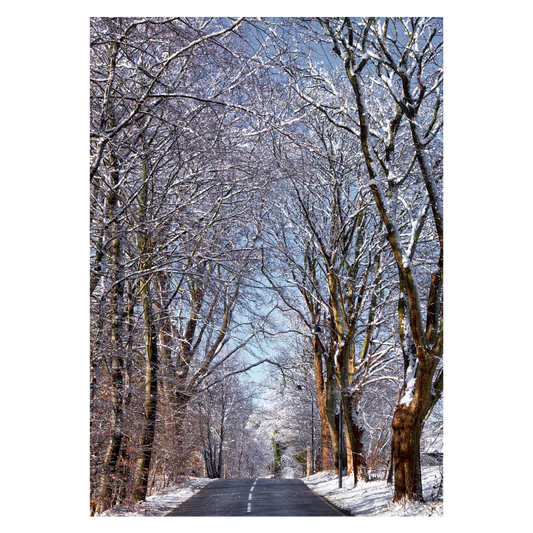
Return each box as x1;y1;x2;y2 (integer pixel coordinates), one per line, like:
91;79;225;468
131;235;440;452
95;477;213;516
95;467;442;517
302;466;443;516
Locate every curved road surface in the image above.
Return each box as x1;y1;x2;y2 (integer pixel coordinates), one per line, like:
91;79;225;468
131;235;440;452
166;478;349;517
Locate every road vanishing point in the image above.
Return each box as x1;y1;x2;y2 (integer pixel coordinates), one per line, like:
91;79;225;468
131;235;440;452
166;478;350;517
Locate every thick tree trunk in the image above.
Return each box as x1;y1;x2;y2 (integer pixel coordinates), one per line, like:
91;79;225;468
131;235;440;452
390;354;440;502
342;392;369;483
390;405;423;501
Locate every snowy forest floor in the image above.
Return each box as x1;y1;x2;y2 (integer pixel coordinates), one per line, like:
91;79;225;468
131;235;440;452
302;466;443;516
96;477;213;516
96;465;442;517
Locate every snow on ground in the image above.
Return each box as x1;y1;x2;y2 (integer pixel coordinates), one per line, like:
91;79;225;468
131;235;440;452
96;466;442;517
302;466;443;516
95;477;213;517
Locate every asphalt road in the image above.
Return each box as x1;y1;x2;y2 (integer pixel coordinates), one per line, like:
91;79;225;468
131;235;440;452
166;478;349;517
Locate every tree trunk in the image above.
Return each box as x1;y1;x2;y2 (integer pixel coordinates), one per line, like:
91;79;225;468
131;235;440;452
390;404;423;501
342;391;369;483
95;146;125;515
313;338;337;471
95;427;122;514
390;353;440;501
93;32;124;512
315;383;335;469
129;282;159;503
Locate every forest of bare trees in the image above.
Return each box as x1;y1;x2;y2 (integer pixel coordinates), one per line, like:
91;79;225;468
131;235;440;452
90;17;443;514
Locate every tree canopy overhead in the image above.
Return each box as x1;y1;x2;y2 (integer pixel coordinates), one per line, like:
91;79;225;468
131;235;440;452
90;16;443;513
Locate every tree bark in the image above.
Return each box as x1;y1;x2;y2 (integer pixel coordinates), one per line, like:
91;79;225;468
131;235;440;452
342;391;369;483
390;405;422;501
93;26;127;513
94;156;126;514
313;336;337;471
130;281;159;502
390;352;440;501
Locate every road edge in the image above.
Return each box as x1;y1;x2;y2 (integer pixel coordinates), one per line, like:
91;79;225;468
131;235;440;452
304;484;352;516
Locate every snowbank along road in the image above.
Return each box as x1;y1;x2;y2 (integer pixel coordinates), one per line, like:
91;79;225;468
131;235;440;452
166;478;350;516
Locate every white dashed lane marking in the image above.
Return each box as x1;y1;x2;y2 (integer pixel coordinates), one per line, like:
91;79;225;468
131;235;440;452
247;480;257;512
